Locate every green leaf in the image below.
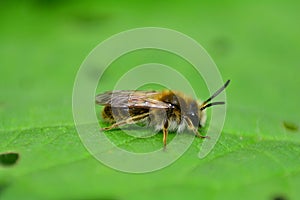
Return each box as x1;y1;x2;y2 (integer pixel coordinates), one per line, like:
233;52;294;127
1;1;300;200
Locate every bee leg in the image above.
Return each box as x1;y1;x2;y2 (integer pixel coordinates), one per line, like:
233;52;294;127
184;116;209;139
101;113;149;131
193;130;210;139
163;120;169;150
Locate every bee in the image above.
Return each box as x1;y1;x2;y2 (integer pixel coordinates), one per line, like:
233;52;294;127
96;80;230;148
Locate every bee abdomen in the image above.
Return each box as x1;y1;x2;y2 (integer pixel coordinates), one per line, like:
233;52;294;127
102;106;115;123
101;106;149;123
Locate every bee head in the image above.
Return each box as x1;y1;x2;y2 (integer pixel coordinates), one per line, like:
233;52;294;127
184;101;199;128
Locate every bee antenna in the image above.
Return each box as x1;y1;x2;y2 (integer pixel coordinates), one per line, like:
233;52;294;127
200;101;225;111
200;80;230;107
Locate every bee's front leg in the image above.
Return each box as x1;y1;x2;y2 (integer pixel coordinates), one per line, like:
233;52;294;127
184;116;210;139
193;130;210;139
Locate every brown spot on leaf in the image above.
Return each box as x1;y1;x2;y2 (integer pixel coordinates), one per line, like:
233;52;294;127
272;194;288;200
0;152;19;167
0;184;8;197
283;121;298;132
210;37;232;56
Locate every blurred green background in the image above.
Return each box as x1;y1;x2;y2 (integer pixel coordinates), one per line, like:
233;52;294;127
1;0;300;199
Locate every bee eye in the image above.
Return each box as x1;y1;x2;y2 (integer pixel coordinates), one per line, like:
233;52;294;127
187;112;199;127
189;102;198;111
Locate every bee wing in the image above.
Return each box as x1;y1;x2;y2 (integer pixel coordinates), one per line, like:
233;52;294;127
95;90;170;109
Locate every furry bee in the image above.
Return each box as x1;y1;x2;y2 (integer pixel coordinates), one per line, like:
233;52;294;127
96;80;230;148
